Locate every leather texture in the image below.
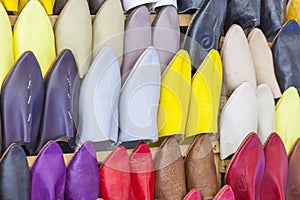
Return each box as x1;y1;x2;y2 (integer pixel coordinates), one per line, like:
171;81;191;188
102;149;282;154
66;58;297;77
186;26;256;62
1;51;44;155
0;144;30;200
19;0;55;14
256;84;276;144
221;25;256;96
66;142;100;200
13;0;56;77
93;0;124;65
130;142;154;200
275;86;300;154
0;0;18;11
260;0;283;41
53;0;68;14
88;0;105;14
31;141;66;200
248;28;282;98
119;47;161;143
122;5;151;81
152;0;177;10
220;82;258;160
272;20;300;94
77;46;121;148
152;5;180;73
183;189;202;200
122;0;156;12
213;185;235;200
100;146;130;200
286;0;300;24
158;50;191;138
185;50;222;138
154;137;186;200
224;0;261;34
55;0;92;78
226;133;265;200
182;0;227;70
37;49;79;154
0;2;14;89
177;0;204;13
286;138;300;200
185;134;217;199
261;133;288;200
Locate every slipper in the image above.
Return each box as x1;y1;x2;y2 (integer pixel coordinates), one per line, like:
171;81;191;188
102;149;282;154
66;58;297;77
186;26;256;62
225;133;265;200
224;0;260;34
66;142;100;200
154;136;186;200
260;0;284;41
122;0;156;13
53;0;68;14
0;0;18;11
286;0;300;24
221;24;256;96
261;133;288;200
158;50;191;139
129;142;154;200
272;20;300;93
183;189;201;200
13;0;56;77
286;138;300;199
19;0;55;14
122;5;151;81
185;50;222;138
275;86;300;154
213;185;235;200
185;134;217;199
93;0;124;65
31;141;66;200
77;45;121;150
55;0;92;78
248;28;281;98
88;0;105;14
182;0;227;70
1;51;44;155
100;146;131;200
0;144;30;200
37;49;79;154
256;84;276;144
220;82;258;160
152;0;177;11
0;2;14;89
152;5;180;73
177;0;203;13
118;47;160;143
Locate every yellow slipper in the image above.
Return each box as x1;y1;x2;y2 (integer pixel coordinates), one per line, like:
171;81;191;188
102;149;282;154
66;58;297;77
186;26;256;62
13;0;56;77
0;2;14;89
185;50;222;138
286;0;300;24
0;0;18;11
275;86;300;154
158;49;191;138
19;0;55;14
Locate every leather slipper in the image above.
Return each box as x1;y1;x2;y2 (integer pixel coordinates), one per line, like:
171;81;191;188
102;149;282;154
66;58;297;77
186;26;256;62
77;45;121;150
119;47;160;143
31;141;66;200
93;0;124;65
13;0;56;77
66;142;100;200
185;50;222;138
158;50;191;139
37;49;79;154
88;0;105;14
122;0;156;13
286;0;300;24
221;24;256;96
183;189;201;200
225;133;265;200
220;82;258;160
1;51;44;155
19;0;55;14
53;0;68;14
213;185;235;200
55;0;92;78
152;5;180;73
0;0;18;11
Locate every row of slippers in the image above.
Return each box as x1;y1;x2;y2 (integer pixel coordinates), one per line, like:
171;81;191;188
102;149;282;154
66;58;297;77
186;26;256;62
1;135;234;200
6;131;295;200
